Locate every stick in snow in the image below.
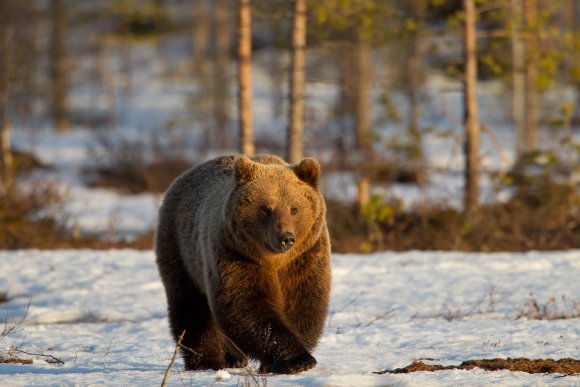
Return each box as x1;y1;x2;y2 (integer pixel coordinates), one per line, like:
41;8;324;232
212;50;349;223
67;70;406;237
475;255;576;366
161;330;186;387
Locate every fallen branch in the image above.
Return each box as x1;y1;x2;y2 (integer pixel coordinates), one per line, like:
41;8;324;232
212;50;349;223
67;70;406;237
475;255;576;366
161;330;185;387
9;348;64;365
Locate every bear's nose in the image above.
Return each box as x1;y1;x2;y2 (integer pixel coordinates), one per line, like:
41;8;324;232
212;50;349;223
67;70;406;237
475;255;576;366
279;232;296;250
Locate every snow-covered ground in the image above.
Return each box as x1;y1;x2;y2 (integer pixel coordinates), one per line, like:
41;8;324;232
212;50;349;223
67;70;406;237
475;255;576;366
1;249;579;385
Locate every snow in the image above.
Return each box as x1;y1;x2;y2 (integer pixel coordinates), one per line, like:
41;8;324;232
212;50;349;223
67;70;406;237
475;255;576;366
1;249;579;385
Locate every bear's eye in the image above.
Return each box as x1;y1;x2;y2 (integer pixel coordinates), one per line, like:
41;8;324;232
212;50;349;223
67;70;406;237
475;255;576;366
260;206;272;216
290;207;298;215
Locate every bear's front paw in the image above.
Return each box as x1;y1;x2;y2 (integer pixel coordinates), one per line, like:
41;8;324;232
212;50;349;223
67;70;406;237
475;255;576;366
258;352;317;374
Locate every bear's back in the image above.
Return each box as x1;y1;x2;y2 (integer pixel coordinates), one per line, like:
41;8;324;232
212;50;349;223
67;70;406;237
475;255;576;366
157;154;291;282
162;154;287;214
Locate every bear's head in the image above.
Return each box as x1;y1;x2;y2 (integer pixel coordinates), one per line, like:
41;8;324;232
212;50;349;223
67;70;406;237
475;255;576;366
227;155;325;261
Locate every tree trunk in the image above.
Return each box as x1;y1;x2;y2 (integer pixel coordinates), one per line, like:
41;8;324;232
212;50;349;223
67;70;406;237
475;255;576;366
511;0;526;157
214;0;232;150
0;79;11;191
463;0;480;213
523;0;539;152
0;1;13;190
98;38;116;128
51;0;69;132
355;36;372;153
122;42;132;98
287;0;307;164
357;177;369;211
237;0;254;156
406;32;425;159
192;0;212;148
337;44;356;129
355;34;372;212
192;0;209;57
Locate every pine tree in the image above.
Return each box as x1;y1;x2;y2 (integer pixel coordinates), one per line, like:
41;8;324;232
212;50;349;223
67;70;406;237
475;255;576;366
237;0;255;156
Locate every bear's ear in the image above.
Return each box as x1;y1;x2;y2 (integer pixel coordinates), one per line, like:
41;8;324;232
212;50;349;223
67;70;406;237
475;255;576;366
234;155;259;185
293;158;320;189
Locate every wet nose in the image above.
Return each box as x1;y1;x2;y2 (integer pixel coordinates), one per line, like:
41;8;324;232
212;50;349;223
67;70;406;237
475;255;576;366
279;232;296;250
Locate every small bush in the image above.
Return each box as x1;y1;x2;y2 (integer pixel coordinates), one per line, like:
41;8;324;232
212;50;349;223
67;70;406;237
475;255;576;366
0;183;152;250
0;184;70;249
12;150;46;175
89;132;195;194
516;294;580;320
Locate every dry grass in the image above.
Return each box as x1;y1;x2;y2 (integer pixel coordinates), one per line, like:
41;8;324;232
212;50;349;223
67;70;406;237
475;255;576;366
1;304;32;365
327;181;579;253
90;134;194;194
0;184;73;249
516;294;580;321
0;183;153;250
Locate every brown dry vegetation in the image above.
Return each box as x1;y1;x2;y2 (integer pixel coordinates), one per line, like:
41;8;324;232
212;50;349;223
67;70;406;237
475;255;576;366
0;183;153;250
375;358;580;376
90;135;194;194
516;294;580;320
93;158;192;194
0;357;33;365
1;147;578;252
327;180;579;253
1;176;578;252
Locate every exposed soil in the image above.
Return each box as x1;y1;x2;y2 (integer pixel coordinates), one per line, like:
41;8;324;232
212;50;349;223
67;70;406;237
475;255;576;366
0;357;33;365
375;358;580;376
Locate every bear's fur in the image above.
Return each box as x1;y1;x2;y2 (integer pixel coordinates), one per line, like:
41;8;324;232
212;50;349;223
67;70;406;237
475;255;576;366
155;154;331;374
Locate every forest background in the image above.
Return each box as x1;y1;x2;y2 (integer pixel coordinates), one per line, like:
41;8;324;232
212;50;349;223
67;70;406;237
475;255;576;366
0;0;578;253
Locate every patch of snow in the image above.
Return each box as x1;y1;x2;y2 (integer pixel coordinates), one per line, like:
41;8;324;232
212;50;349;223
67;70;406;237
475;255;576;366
1;249;578;385
214;369;232;381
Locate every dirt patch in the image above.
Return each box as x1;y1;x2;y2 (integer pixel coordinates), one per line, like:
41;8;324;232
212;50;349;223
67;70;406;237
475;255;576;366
375;358;580;376
0;357;33;365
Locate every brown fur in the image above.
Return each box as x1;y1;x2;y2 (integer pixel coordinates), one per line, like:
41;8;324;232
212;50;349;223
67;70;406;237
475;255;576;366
155;154;331;374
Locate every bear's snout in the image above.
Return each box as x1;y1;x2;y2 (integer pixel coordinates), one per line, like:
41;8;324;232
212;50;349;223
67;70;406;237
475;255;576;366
278;232;296;251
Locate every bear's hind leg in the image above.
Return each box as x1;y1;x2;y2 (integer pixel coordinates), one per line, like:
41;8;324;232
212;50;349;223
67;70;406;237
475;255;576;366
224;335;249;368
165;272;231;370
165;276;248;369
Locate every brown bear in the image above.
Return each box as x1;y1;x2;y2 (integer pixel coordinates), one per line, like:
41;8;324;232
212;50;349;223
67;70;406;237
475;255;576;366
155;154;331;374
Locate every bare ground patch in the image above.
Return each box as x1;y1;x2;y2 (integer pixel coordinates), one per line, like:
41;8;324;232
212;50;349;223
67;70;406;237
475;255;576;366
375;358;580;376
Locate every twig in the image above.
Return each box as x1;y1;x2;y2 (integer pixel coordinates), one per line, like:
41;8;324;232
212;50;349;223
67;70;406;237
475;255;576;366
178;341;199;357
327;291;365;328
364;308;395;327
161;330;186;387
481;123;508;163
1;302;30;339
10;348;64;364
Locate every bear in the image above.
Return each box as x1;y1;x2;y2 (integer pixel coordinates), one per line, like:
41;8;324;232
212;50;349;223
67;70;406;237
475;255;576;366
155;154;331;374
